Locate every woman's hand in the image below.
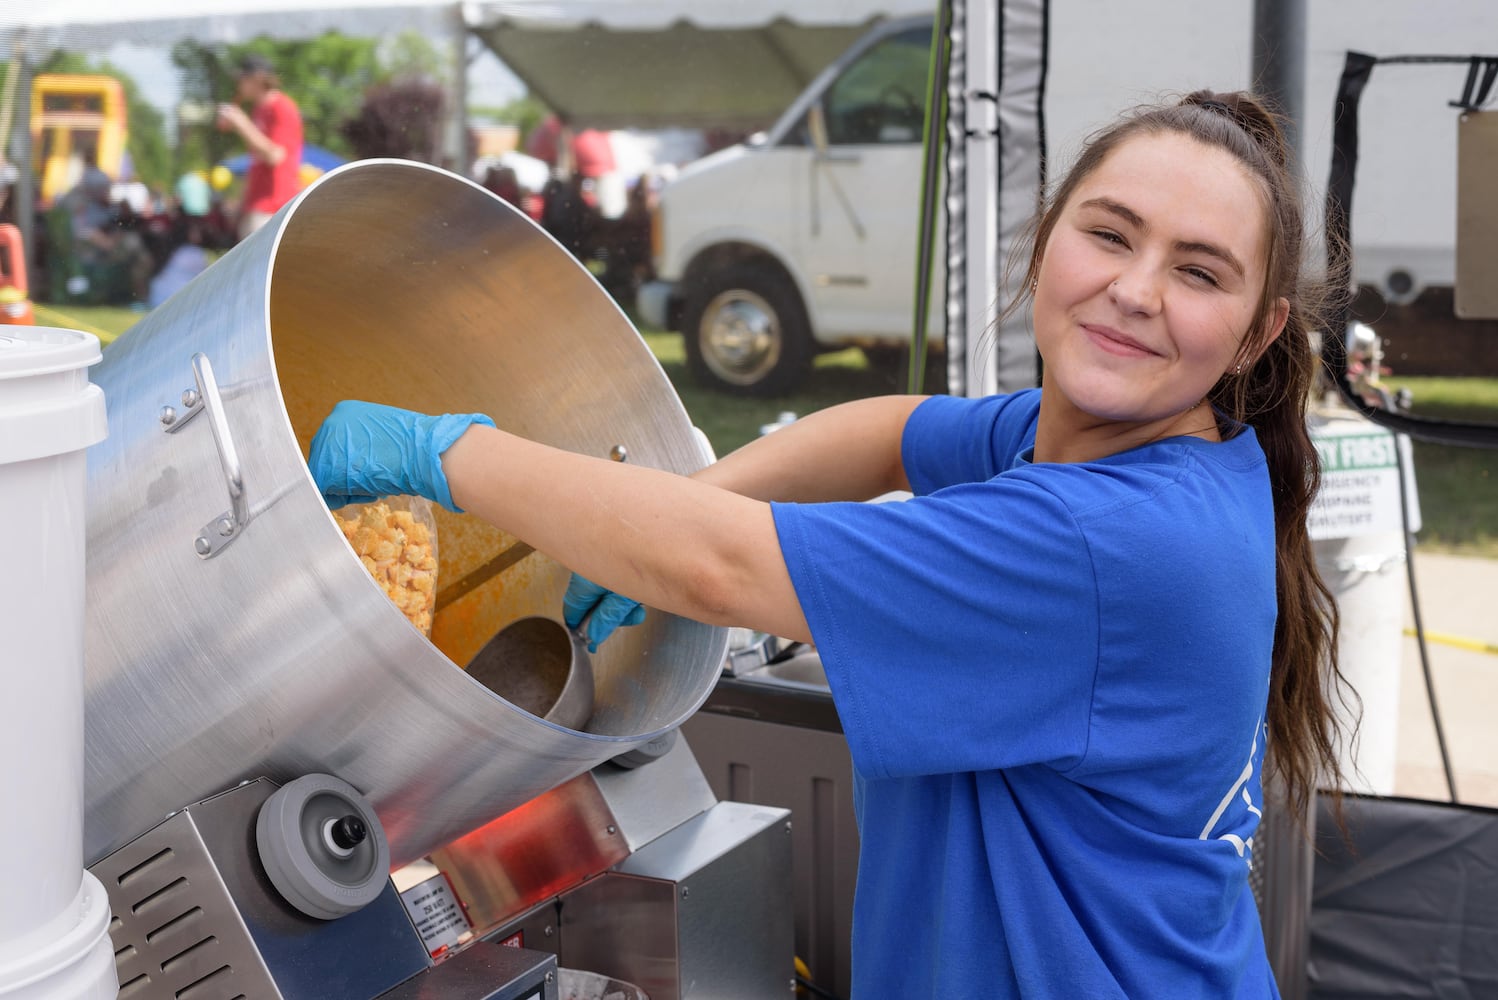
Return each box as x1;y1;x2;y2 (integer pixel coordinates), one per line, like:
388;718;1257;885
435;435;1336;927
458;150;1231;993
563;574;646;652
308;400;494;511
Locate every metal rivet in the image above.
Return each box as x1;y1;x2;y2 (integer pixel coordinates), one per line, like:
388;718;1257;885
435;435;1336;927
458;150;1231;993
680;886;689;899
159;406;177;426
543;925;554;937
181;388;200;408
545;971;556;984
194;536;212;556
608;444;628;463
217;517;235;537
785;821;793;834
606;825;617;835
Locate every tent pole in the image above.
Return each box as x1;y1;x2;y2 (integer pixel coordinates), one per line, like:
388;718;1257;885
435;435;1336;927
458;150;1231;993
445;3;470;175
10;40;33;273
1252;0;1306;160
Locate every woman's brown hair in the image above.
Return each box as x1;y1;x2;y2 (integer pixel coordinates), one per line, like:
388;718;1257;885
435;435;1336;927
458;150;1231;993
1013;90;1352;826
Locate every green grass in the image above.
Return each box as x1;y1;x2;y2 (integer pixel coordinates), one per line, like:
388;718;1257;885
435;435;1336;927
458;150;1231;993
1382;376;1498;557
639;330;900;457
57;303;1498;556
31;302;143;346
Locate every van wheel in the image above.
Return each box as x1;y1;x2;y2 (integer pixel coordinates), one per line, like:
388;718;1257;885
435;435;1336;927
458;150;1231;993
682;264;813;396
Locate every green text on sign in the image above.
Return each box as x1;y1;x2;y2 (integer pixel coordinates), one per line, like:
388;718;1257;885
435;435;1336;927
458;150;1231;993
1314;433;1398;473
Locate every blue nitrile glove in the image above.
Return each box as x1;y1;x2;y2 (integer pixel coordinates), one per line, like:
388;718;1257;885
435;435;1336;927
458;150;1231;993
563;573;647;653
308;399;495;512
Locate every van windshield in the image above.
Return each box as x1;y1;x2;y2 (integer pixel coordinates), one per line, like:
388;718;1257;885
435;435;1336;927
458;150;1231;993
824;27;934;146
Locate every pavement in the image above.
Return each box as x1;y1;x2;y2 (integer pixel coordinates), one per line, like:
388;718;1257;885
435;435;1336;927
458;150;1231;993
1391;551;1498;808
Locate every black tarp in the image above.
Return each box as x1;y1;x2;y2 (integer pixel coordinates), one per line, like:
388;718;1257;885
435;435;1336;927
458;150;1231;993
1311;793;1498;997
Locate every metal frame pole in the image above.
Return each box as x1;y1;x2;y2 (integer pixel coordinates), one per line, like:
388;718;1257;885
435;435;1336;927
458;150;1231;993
1252;0;1307;159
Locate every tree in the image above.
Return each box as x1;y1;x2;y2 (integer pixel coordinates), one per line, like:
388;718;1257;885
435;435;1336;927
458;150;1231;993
341;79;445;162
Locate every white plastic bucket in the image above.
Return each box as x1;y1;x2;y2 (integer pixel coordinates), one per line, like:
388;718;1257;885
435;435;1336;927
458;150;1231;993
0;328;114;999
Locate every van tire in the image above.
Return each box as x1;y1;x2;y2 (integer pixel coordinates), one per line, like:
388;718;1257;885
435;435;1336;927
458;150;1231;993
682;264;814;396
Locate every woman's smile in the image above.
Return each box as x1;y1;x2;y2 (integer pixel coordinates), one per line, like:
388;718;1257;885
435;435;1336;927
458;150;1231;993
1080;322;1160;359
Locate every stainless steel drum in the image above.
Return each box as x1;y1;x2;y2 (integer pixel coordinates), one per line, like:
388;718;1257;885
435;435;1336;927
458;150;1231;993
83;159;726;867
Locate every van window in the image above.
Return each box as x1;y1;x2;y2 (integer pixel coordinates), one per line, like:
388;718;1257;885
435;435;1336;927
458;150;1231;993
823;26;933;146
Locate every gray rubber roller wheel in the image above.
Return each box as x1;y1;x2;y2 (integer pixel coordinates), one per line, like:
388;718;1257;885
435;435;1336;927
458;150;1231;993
609;728;678;769
256;773;390;921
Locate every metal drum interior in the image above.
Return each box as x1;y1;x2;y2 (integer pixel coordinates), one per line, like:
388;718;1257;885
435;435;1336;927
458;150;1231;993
83;160;726;867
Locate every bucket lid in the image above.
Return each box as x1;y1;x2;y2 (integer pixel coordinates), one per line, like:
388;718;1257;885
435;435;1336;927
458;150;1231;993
0;328;107;464
0;327;101;379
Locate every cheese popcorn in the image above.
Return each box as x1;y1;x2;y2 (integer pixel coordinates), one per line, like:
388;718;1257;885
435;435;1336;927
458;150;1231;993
338;500;438;635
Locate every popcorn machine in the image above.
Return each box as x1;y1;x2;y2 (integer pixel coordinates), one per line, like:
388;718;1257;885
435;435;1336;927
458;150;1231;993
66;161;793;999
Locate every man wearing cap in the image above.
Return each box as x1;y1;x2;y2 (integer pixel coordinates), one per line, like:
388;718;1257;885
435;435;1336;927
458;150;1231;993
217;53;304;240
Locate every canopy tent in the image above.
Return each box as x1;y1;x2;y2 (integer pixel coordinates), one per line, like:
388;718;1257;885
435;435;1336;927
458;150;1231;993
467;0;934;130
1;0;932;130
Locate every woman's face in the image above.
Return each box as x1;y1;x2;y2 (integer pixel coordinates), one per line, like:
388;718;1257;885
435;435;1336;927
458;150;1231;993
1033;131;1284;432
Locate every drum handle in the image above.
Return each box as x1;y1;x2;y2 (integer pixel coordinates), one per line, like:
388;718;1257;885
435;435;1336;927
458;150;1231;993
160;352;249;558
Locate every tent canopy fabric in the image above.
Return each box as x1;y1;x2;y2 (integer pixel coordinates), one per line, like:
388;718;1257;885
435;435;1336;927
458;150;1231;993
1;0;934;129
465;0;933;129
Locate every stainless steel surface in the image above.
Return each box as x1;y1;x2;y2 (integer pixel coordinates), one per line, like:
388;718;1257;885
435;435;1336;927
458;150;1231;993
682;705;858;999
483;899;561;956
92;812;281;999
560;801;795;1000
91;778;431;1000
83;159;728;867
464;616;594;731
430;772;631;936
376;942;557;1000
745;648;827;690
589;733;715;854
725;628;790;676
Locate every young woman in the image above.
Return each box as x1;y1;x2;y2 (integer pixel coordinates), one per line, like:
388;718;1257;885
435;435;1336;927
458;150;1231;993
310;90;1346;997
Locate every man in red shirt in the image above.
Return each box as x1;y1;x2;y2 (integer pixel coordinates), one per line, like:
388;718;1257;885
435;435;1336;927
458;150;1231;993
217;53;303;240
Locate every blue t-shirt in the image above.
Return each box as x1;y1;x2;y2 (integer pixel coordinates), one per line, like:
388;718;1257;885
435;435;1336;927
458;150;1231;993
771;389;1279;998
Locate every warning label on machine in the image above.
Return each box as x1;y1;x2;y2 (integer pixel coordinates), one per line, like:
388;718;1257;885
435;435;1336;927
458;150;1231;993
1308;428;1421;540
399;874;471;956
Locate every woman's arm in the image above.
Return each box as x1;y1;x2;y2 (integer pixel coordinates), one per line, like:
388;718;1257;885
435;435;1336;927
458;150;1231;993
693;394;925;500
442;394;926;642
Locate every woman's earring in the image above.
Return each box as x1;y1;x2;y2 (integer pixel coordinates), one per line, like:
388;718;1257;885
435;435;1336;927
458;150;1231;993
1234;363;1244;374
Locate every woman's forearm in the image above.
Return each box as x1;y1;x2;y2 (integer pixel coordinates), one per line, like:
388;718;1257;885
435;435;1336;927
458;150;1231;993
693;394;924;501
443;424;811;641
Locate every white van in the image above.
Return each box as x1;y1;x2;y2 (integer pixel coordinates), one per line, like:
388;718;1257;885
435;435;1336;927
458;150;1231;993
638;15;937;395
